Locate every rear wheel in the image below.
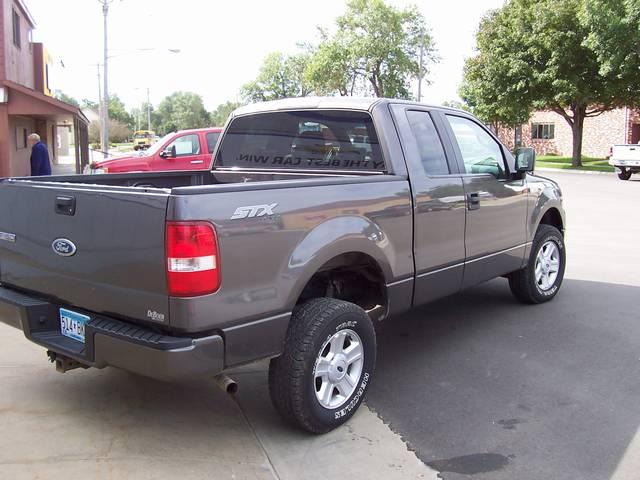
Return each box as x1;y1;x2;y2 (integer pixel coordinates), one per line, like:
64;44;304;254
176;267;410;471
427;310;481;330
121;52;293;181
509;224;565;304
618;168;632;180
268;298;376;434
133;145;140;151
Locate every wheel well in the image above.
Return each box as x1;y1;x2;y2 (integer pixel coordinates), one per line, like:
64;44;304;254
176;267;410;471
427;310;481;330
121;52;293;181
297;252;387;321
539;208;563;235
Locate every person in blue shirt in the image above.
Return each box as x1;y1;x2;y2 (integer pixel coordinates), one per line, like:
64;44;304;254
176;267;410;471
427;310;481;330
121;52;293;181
28;133;52;176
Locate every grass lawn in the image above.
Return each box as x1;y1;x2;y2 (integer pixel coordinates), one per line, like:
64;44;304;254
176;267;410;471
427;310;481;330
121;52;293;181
536;155;614;172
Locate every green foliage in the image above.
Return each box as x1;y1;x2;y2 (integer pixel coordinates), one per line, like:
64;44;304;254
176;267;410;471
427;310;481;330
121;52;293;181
442;100;473;113
130;102;159;132
210;101;243;126
81;99;98;110
155;91;210;134
307;0;437;98
108;94;133;129
54;91;80;108
460;0;640;166
241;52;311;103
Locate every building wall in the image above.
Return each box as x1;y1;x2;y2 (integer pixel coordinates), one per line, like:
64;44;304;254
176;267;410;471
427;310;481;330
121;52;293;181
1;0;34;88
8;114;34;176
498;108;631;158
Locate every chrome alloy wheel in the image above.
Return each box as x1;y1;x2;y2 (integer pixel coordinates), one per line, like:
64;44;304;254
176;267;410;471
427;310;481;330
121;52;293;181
313;329;364;409
535;240;560;291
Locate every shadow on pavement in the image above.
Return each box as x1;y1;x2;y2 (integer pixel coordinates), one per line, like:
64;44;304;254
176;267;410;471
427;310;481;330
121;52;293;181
366;278;640;480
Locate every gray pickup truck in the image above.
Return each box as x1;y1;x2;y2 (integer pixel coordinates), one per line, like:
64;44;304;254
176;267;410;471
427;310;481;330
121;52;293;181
0;98;566;433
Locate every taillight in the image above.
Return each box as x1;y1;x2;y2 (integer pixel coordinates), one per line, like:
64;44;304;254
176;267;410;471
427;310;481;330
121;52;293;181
166;221;220;297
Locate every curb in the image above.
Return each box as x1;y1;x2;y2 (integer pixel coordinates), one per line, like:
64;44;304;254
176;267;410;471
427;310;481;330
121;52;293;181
535;167;613;176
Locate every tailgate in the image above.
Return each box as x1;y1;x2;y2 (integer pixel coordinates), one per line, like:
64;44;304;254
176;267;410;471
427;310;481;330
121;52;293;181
612;145;640;161
0;180;170;325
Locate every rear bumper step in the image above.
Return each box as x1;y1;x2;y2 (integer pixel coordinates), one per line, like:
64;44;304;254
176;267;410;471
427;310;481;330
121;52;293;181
0;285;224;381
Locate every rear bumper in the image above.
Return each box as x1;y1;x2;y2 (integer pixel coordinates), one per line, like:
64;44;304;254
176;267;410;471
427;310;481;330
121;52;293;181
0;285;224;381
609;158;640;167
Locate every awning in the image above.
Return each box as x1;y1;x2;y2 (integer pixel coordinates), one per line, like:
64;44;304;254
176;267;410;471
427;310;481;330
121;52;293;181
1;80;89;125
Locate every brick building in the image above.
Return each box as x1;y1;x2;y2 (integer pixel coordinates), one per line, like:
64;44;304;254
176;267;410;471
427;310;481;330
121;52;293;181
497;107;640;158
0;0;88;177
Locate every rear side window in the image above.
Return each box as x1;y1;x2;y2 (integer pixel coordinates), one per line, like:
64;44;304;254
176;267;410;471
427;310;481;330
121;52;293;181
406;110;449;175
206;132;220;153
216;110;385;171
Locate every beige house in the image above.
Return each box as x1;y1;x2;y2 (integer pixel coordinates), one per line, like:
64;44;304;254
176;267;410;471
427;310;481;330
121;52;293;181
497;108;640;158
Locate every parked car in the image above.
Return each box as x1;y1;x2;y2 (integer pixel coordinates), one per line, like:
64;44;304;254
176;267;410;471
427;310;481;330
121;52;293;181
90;127;223;173
0;98;566;433
608;144;640;180
132;130;157;150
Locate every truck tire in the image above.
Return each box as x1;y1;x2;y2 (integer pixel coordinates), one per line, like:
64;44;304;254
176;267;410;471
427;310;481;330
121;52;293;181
133;145;140;151
618;169;632;180
268;298;376;434
508;224;565;304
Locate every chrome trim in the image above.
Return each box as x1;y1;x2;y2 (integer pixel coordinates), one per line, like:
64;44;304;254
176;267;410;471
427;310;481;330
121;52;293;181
387;276;414;287
416;262;464;279
415;242;532;278
0;232;16;243
464;243;532;265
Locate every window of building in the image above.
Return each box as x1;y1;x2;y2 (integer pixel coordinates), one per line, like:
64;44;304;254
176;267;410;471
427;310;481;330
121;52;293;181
531;123;555;140
12;9;21;49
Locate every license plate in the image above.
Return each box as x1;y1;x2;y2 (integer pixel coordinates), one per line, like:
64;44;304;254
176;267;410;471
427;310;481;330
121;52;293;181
60;308;90;343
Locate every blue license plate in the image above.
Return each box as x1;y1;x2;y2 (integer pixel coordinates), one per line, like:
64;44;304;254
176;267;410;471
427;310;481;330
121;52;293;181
59;308;89;343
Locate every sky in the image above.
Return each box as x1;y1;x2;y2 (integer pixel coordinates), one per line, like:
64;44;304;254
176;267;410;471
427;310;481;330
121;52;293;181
25;0;505;112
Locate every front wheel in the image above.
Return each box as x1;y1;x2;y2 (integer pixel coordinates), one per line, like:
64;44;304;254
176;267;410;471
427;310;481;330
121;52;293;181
268;298;376;434
508;224;566;304
618;168;632;180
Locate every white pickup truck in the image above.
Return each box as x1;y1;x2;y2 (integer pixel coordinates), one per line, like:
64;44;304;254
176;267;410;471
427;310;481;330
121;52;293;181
609;145;640;180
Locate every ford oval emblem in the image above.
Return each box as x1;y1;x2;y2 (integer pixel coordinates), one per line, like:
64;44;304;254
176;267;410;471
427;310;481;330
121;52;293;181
52;238;77;257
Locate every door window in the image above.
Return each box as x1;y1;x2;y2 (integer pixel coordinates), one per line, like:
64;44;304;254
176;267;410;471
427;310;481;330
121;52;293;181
406;111;449;176
167;134;200;156
206;132;220;153
446;115;506;178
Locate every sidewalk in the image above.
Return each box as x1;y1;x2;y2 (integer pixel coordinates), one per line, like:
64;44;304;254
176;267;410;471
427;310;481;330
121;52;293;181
0;323;438;480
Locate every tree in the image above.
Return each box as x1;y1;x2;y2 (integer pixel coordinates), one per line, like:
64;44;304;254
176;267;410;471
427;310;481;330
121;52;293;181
442;100;473;113
210;101;243;126
108;94;134;129
308;0;437;99
131;102;159;132
156;91;210;134
305;35;361;96
460;0;640;166
54;91;80;107
241;52;312;103
88;119;131;146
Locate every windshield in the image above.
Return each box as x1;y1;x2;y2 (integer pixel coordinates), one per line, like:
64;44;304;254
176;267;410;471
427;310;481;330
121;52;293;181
140;132;174;156
134;132;153;139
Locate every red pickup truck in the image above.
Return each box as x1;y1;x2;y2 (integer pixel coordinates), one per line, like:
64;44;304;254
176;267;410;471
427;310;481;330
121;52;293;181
90;127;222;173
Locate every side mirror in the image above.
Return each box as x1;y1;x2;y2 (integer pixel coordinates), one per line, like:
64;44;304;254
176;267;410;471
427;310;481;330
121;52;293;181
515;147;535;172
160;145;176;159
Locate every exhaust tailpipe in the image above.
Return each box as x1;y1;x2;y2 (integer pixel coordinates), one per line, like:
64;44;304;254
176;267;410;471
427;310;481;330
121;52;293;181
214;373;238;395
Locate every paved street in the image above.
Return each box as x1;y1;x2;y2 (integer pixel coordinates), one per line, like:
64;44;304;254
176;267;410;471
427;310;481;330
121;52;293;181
1;170;638;479
367;171;640;479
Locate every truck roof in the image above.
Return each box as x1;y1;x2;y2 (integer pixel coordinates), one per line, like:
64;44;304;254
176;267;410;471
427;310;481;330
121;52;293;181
231;96;465;117
172;127;223;135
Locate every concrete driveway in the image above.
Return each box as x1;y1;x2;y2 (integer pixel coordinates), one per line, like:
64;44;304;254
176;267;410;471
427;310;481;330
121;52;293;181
1;170;638;480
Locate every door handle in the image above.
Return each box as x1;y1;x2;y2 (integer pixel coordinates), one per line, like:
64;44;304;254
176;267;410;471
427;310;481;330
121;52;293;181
55;195;76;216
190;160;204;164
467;192;480;210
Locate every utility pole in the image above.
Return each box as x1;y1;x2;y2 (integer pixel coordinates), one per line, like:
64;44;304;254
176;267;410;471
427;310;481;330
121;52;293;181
96;63;103;152
146;87;151;131
417;42;424;103
99;0;112;158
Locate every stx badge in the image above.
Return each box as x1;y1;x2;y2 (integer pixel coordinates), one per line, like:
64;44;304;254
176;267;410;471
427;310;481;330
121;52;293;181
231;203;278;220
